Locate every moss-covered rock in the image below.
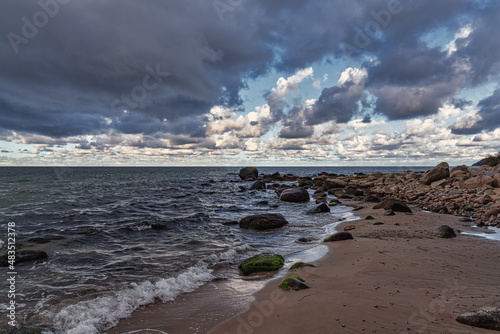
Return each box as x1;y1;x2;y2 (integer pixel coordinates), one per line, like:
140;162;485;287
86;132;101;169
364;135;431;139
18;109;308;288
279;275;310;291
238;253;284;275
289;262;316;271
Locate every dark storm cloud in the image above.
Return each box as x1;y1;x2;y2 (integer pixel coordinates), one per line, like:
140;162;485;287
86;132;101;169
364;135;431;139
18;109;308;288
1;0;500;147
306;82;365;125
365;42;464;120
451;89;500;135
279;104;314;139
457;3;500;86
475;89;500;131
279;125;314;139
0;0;271;140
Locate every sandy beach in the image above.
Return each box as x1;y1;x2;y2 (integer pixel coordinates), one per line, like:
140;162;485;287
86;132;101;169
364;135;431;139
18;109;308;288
209;202;500;334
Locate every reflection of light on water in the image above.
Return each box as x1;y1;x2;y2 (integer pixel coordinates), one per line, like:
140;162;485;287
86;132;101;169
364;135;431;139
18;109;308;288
462;228;500;241
286;245;329;264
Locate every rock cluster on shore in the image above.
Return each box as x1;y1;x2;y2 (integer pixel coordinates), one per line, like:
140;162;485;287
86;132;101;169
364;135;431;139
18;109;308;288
239;164;500;228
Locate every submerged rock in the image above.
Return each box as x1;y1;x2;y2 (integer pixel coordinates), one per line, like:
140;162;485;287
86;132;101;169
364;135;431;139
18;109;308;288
250;180;266;190
324;232;354;242
239;213;289;230
297;237;311;243
239;253;284;276
0;250;48;267
307;203;330;214
280;187;310;202
456;305;500;330
279;275;310;291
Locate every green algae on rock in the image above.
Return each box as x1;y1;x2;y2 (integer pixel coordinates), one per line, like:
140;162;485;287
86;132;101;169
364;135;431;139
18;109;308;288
289;262;316;271
279;275;310;291
238;253;285;276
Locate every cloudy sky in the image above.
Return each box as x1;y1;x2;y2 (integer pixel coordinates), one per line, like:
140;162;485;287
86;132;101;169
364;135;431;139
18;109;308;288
1;0;499;166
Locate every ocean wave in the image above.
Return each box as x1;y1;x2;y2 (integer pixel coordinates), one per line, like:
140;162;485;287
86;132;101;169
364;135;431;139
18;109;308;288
47;264;214;334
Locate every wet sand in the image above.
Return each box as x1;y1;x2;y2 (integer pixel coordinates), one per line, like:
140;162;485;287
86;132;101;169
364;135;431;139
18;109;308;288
208;202;500;334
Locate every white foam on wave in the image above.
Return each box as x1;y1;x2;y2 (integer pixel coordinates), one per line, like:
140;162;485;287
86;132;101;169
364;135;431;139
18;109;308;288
202;244;252;265
47;263;214;334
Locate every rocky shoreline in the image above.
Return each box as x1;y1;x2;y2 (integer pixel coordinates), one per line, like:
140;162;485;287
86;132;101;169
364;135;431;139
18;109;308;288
209;167;500;333
239;163;500;229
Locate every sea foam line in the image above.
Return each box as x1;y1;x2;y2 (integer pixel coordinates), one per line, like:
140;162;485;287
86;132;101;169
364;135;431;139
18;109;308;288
47;264;214;334
46;245;251;334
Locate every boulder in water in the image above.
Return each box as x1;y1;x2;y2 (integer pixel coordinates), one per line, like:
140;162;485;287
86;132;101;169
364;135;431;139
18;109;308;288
0;250;48;267
250;180;266;190
239;167;258;180
307;203;330;214
280;187;310;202
238;253;284;276
239;213;288;230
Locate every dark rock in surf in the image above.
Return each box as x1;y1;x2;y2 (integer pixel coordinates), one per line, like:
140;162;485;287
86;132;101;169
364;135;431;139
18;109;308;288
0;250;48;267
280;187;310;202
239;213;289;230
239;167;258;180
238;253;284;275
307;203;330;214
250;180;266;190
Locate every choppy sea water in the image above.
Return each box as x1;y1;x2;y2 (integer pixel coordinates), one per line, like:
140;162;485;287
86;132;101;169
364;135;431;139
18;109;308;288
0;166;434;333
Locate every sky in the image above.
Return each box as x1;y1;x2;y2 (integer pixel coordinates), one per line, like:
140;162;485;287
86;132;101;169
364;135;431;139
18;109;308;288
0;0;499;166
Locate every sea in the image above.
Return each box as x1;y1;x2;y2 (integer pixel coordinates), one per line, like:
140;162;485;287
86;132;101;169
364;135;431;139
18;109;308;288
0;166;441;333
